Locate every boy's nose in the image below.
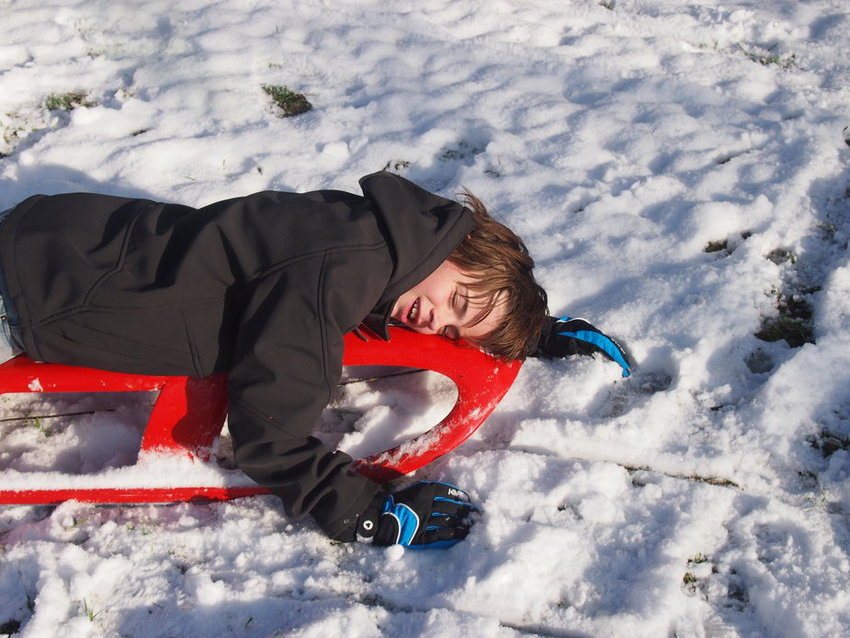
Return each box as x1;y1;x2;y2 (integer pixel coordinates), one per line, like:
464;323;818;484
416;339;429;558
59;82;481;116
424;304;447;335
426;309;439;333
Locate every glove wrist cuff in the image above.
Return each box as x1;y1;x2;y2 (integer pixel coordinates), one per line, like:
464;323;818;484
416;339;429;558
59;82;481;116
356;491;387;542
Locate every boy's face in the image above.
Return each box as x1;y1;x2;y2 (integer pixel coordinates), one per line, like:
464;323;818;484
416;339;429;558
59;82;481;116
391;260;503;341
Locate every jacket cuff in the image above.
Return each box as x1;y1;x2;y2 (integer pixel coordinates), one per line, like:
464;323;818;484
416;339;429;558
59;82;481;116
319;473;386;542
354;491;387;542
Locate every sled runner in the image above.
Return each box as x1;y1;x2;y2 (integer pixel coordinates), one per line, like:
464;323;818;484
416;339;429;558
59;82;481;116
0;327;520;505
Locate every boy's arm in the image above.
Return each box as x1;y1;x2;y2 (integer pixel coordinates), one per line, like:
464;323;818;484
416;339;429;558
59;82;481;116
225;255;478;547
531;315;632;377
225;257;382;542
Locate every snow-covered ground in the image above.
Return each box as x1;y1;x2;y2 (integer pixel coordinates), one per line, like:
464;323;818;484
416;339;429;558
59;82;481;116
2;0;850;635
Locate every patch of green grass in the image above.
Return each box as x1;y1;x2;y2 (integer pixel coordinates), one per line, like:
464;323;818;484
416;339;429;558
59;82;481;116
755;315;813;347
685;474;739;488
484;158;504;178
705;239;728;254
382;159;411;172
816;221;838;242
766;247;797;265
439;140;483;162
683;554;713;594
44;92;95;111
738;44;797;69
807;429;850;458
626;465;740;488
755;291;815;348
705;232;752;256
261;85;312;117
83;599;101;622
26;415;49;437
1;110;48;157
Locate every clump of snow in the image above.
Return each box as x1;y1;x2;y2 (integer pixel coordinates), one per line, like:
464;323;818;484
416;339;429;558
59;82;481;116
2;0;850;636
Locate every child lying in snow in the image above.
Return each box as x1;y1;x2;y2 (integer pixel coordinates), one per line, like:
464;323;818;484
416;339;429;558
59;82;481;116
0;171;629;548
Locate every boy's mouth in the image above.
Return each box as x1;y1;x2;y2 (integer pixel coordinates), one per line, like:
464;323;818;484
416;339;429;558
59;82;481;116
407;298;420;323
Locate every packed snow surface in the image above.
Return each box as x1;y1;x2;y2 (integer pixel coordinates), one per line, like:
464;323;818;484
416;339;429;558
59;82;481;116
2;0;850;636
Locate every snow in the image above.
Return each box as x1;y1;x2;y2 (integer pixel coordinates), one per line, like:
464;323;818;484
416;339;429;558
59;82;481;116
1;0;850;635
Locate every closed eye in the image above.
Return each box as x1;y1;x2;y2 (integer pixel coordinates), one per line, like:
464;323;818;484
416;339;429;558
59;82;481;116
460;292;469;319
442;286;472;340
455;286;469;318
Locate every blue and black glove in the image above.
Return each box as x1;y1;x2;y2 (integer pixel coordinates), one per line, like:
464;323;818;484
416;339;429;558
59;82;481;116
532;316;632;377
357;481;477;549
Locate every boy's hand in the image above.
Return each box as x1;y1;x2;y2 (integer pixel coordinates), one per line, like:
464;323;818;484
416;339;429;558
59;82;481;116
532;316;632;377
357;481;477;549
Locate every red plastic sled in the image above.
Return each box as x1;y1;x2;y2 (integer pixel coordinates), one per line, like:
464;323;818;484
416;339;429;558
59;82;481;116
0;327;520;505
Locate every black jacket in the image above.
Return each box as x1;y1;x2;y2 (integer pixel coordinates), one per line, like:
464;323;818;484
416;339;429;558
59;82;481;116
0;172;476;540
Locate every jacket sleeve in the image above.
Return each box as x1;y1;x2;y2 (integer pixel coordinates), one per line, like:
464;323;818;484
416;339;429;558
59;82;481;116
226;253;384;541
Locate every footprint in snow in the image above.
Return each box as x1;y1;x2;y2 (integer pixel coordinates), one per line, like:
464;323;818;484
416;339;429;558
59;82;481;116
596;370;673;418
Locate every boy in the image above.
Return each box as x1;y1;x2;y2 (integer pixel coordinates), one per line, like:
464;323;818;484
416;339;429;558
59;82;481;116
0;172;629;548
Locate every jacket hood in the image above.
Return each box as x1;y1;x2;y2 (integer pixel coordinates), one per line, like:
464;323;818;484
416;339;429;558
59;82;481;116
359;171;476;304
357;172;476;339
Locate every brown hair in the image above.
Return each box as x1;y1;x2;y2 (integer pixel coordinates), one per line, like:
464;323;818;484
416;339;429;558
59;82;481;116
448;191;548;360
